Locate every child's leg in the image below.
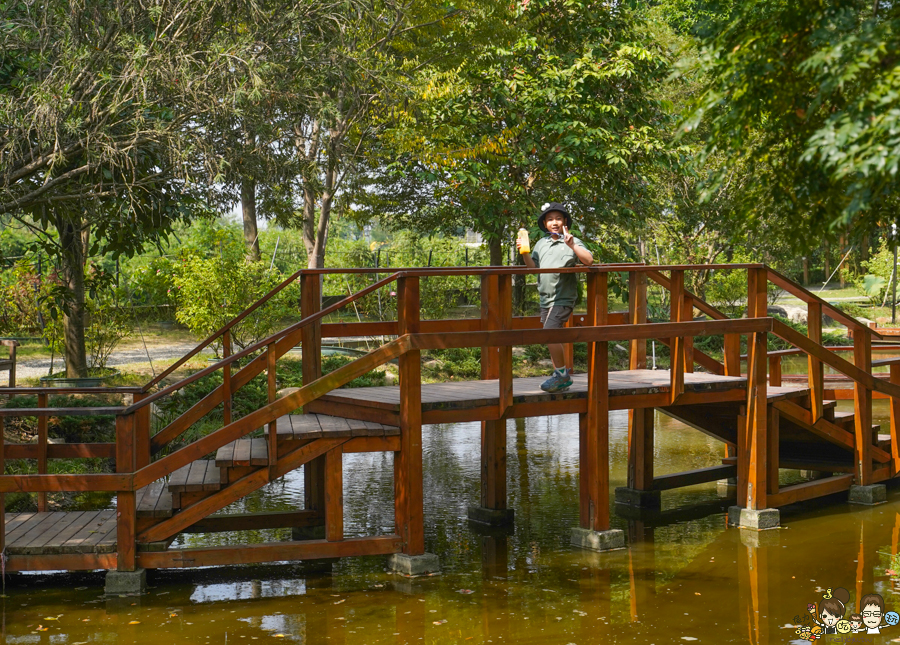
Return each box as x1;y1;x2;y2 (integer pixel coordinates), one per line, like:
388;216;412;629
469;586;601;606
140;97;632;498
542;306;574;372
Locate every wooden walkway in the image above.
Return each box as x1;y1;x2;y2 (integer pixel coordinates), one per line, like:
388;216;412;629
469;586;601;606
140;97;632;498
5;510;117;555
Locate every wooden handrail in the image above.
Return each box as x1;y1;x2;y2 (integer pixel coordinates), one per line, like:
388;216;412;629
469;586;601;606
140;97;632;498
127;272;401;413
766;268;883;339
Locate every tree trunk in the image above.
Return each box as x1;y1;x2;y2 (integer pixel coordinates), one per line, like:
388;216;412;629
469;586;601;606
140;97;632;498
488;232;504;266
56;212;88;378
241;178;260;261
513;250;526;315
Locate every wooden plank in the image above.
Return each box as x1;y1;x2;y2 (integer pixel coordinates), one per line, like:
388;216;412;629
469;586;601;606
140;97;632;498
768;474;854;507
774;401;855;451
6;552;117;572
179;510;322;533
233;439;252;466
301;273;323;389
116;413;136;570
768;406;780;496
855;332;873;485
250;438;269;466
768;355;782;387
683;295;694;374
396;275;424;556
652;465;737;491
343;436;401;453
9;512;68;550
316;415;353;437
215;441;235;467
267;342;277;475
185;460;208;491
498;274;513;415
0;416;4;556
5;513;43;544
34;511;105;554
628;408;655;490
584;271;610;532
20;512;89;555
325;445;343;542
138;535;402;569
480;420;507;511
808;301;824;421
222;329;233;426
134;392;151;469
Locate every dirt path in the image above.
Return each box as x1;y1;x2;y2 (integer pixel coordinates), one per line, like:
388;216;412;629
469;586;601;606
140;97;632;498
15;342;214;381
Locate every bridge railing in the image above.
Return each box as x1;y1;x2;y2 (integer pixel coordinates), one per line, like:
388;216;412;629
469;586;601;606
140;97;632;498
1;263;898;568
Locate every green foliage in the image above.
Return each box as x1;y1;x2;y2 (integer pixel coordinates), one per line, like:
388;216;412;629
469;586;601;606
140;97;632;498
4;394;117;443
0;263;42;335
858;237;895;304
172;251;295;354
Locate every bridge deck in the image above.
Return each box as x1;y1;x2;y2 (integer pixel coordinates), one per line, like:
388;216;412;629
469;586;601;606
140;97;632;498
321;369;807;414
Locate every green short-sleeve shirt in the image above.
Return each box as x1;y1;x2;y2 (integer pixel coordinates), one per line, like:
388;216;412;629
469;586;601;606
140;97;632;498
531;236;587;308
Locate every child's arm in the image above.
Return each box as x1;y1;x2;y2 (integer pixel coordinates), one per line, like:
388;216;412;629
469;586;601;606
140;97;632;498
517;237;537;268
563;227;594;266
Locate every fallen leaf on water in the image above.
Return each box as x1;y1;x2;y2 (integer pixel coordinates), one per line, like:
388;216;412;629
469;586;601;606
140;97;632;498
433;620;447;625
456;589;474;594
681;638;698;642
888;569;898;577
44;617;59;621
334;599;345;604
273;635;285;639
695;592;701;596
128;621;140;625
373;584;383;588
336;617;345;621
81;619;90;622
36;626;47;632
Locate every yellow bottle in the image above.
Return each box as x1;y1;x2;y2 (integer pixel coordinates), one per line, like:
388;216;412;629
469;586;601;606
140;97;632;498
517;228;530;254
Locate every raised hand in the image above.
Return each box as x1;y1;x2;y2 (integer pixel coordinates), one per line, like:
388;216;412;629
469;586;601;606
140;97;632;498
563;225;575;248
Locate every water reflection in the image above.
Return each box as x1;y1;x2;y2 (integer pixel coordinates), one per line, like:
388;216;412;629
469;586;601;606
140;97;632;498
3;409;900;643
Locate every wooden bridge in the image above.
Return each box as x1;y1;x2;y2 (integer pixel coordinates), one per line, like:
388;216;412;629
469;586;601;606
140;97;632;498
1;264;899;588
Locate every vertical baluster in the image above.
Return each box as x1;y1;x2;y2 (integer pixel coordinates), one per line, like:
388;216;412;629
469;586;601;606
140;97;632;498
498;275;513;415
267;342;277;477
669;270;685;404
37;392;47;512
396;275;424;555
627;270;653;494
683;294;694;374
890;363;900;476
300;273;325;524
807;302;824;421
744;267;769;510
115;413;136;572
628;271;647;369
768;356;782;388
133;392;151;469
854;330;873;485
222;329;233;426
0;416;5;557
583;272;610;531
325;445;343;542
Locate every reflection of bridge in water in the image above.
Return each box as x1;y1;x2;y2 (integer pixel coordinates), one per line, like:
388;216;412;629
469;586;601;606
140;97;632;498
2;264;900;595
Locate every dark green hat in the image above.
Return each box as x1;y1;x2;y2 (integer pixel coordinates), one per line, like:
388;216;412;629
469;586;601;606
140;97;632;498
538;202;572;233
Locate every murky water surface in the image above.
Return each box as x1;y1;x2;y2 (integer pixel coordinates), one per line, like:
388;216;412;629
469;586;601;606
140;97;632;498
4;404;900;643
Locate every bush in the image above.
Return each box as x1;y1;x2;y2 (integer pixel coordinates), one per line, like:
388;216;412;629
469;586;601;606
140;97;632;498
0;263;43;336
173;255;296;355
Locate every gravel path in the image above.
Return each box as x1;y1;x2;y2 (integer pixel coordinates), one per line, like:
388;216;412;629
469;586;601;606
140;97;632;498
16;342;214;380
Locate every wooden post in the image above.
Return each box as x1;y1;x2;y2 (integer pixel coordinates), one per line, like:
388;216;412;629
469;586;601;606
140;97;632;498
116;413;136;571
768;355;782;388
478;274;509;514
267;342;277;478
627;270;653;492
582;272;610;531
744;268;769;510
325;445;343;542
222;329;233;426
767;406;780;496
0;416;4;557
669;270;685;403
854;330;873;485
628;271;647;369
891;363;900;475
37;392;47;512
683;295;694;373
301;273;325;518
133;392;151;469
808;302;824;421
396;275;424;555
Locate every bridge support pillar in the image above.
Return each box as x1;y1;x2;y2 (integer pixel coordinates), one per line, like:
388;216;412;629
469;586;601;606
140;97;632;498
387;552;441;576
849;484;886;505
727;506;780;530
570;527;625;552
468;419;514;526
105;568;146;595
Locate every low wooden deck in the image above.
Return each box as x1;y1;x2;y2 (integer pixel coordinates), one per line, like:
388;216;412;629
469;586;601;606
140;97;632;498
5;510;118;555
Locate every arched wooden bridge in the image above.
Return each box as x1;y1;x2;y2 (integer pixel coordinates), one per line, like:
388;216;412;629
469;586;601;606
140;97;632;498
1;264;899;585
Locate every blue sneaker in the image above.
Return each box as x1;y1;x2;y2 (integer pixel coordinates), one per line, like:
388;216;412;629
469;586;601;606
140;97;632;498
541;369;573;393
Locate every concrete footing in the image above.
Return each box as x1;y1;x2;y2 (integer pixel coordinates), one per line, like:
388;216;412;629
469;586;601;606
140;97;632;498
105;568;147;595
849;484;887;505
727;506;780;530
614;487;661;509
569;527;625;552
467;506;515;526
387;553;441;576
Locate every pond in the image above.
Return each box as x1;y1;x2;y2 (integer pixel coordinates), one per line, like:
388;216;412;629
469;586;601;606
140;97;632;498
3;402;900;643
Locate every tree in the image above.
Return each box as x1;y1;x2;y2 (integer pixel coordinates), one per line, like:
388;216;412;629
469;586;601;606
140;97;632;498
0;0;324;375
681;0;900;241
366;0;671;265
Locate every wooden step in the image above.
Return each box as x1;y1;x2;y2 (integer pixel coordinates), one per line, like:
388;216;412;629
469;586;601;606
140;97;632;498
215;437;269;467
136;480;173;518
275;413;399;439
168;460;221;493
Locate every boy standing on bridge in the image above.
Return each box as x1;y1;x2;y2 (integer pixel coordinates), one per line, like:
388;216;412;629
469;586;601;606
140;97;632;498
517;202;594;393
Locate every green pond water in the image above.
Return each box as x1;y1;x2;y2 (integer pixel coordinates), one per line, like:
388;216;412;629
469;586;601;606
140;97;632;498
4;401;900;644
